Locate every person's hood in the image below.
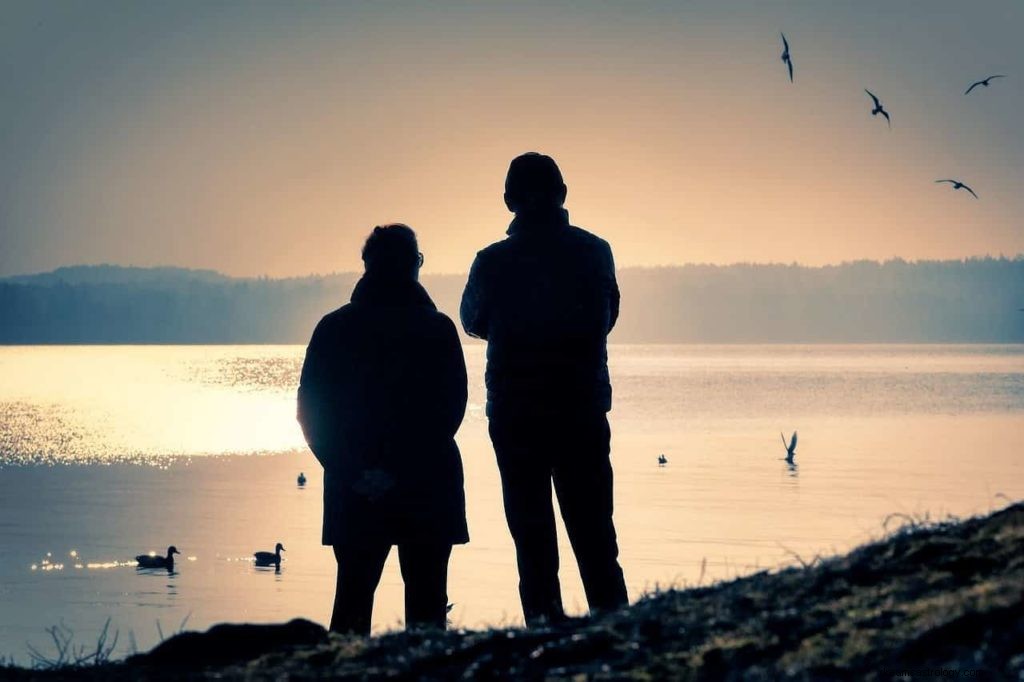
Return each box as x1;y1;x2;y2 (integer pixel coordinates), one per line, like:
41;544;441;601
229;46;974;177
350;275;436;309
506;208;570;236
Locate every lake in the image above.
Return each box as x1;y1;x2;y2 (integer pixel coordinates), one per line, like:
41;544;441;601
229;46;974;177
1;344;1022;663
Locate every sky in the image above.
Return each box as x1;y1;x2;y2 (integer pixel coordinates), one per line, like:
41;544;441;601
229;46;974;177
1;1;1022;278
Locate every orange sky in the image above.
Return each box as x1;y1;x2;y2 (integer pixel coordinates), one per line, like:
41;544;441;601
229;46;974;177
1;1;1021;277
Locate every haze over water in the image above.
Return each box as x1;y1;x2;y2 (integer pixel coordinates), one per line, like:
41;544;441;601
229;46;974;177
1;343;1022;663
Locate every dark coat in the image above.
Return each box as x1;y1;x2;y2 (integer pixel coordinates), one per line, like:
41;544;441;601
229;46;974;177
297;275;469;546
460;208;619;417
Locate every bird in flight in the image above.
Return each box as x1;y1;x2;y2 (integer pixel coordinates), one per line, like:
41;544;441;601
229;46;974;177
865;90;891;128
964;75;1006;95
935;179;979;199
780;33;793;82
781;431;798;464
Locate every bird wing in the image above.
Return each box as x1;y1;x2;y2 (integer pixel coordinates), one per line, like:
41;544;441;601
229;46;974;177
962;184;979;198
881;109;891;126
787;59;794;82
781;32;789;52
935;179;955;184
965;81;981;95
865;89;880;106
988;75;1007;80
780;432;788;450
789;431;798;452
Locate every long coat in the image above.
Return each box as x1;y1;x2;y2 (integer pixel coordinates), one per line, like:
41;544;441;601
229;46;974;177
460;208;619;417
297;275;469;546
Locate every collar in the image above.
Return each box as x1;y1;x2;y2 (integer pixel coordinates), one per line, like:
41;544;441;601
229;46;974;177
506;208;570;236
350;275;436;309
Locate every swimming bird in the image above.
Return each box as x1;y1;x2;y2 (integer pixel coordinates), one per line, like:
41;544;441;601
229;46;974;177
780;32;794;82
136;546;179;570
964;74;1006;95
297;472;307;487
781;431;798;463
865;90;891;128
254;543;285;567
657;454;668;466
935;179;978;199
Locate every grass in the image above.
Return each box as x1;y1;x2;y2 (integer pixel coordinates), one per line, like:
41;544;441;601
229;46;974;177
24;619;118;670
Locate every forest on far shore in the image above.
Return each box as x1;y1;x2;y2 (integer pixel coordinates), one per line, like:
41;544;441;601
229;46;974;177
1;258;1022;344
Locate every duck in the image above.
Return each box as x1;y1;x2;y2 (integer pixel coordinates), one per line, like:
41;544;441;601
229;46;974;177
297;472;307;487
136;546;179;569
254;543;285;567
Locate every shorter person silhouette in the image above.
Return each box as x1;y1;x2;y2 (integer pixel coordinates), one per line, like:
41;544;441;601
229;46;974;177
298;224;469;635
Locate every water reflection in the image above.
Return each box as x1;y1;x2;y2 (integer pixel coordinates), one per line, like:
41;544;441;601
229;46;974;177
2;345;1023;466
0;345;1021;662
254;565;283;576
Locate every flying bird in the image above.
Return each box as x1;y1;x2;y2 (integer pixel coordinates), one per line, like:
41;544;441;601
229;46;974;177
136;546;179;570
780;33;794;82
781;431;798;463
964;75;1006;95
657;454;668;466
865;90;891;128
254;542;285;568
935;179;978;199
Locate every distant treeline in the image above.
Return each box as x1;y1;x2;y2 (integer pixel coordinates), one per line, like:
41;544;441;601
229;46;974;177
1;259;1022;344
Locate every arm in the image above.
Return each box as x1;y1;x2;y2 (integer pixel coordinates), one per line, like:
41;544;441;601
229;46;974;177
438;317;469;437
296;318;332;468
606;243;620;332
460;254;489;340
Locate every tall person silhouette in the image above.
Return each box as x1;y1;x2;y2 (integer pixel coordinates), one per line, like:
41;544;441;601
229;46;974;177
461;153;628;625
298;224;469;635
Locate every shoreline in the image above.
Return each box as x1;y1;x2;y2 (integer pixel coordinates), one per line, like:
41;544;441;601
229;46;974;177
5;502;1021;680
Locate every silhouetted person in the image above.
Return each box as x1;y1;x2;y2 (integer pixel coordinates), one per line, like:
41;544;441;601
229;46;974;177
297;224;469;636
461;153;628;625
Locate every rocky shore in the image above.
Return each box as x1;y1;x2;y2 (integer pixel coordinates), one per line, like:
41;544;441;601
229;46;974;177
5;502;1022;680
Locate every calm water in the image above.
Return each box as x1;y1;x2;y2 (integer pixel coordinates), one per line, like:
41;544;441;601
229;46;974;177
1;344;1022;663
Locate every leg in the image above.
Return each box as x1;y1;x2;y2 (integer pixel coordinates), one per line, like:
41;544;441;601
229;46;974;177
331;540;391;635
397;542;453;631
552;413;628;614
489;417;566;626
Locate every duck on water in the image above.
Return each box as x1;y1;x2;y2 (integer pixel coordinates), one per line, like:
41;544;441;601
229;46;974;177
255;543;285;568
136;546;179;570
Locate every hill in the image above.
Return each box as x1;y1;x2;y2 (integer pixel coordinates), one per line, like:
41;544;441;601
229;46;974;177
2;258;1023;343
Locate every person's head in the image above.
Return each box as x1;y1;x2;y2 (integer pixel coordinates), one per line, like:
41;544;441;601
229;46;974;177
361;223;422;281
504;152;567;214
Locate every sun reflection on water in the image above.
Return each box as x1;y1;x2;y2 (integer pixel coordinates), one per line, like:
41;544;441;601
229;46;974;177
0;346;308;465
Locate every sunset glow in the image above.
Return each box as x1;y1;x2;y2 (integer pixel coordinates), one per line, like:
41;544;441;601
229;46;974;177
2;1;1022;278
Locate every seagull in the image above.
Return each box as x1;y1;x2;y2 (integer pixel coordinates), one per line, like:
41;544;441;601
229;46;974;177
780;431;798;463
254;542;285;568
964;75;1006;95
136;546;179;570
865;90;891;128
780;33;794;82
935;179;978;199
297;472;307;487
657;454;668;466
